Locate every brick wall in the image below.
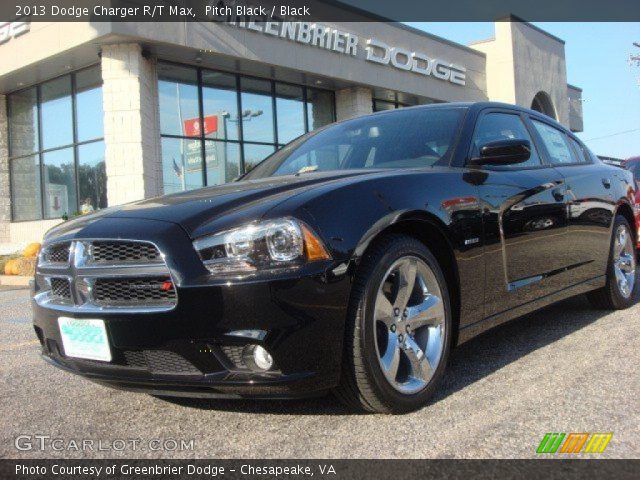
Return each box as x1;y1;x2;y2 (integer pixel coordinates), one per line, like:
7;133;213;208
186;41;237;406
101;44;162;206
335;87;373;121
0;95;10;243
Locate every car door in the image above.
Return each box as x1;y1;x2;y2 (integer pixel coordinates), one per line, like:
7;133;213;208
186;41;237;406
529;117;614;285
469;109;570;317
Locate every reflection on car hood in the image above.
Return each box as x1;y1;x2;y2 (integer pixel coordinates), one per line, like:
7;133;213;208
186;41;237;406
49;171;381;240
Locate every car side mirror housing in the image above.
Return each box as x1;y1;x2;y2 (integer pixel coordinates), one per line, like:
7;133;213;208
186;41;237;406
469;139;531;166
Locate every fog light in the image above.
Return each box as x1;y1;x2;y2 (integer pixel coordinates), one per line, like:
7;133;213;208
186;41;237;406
243;344;274;371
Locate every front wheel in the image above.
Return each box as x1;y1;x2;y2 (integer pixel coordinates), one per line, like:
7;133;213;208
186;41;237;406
587;215;637;309
334;234;452;413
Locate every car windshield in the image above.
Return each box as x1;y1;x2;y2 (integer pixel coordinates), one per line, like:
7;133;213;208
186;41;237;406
626;161;639;181
242;107;466;180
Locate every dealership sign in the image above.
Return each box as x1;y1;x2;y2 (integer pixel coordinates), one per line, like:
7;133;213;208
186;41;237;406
182;115;223;172
183;115;219;137
226;20;466;86
0;21;29;45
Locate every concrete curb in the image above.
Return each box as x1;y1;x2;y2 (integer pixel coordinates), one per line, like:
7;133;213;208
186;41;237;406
0;275;32;287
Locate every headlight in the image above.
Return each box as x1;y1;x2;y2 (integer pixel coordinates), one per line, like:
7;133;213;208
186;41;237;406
193;218;331;276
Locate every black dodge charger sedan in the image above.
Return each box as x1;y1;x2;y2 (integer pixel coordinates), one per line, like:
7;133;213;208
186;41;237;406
32;102;637;413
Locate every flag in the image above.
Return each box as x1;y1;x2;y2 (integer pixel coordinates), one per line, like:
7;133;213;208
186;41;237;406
172;157;183;179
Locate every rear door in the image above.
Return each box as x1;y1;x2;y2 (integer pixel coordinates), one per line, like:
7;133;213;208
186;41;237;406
528;117;614;284
470;109;570;317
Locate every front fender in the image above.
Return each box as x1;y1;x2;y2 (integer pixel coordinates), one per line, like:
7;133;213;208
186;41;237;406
263;170;466;262
263;170;487;331
352;209;454;260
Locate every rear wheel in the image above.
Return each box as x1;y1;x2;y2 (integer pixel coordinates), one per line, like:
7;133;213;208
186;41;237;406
335;234;452;413
587;215;637;309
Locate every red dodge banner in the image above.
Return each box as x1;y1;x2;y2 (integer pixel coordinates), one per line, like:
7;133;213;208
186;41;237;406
183;115;218;136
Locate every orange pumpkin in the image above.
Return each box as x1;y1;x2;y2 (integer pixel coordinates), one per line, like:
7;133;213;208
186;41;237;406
4;259;17;275
23;242;41;258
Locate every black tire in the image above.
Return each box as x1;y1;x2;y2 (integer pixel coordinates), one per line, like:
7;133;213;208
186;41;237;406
587;215;637;310
334;234;452;413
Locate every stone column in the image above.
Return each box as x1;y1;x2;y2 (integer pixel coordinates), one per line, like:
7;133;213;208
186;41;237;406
308;89;335;131
0;95;10;243
101;44;162;206
335;87;373;121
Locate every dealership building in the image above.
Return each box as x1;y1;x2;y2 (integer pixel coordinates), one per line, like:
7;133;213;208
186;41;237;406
0;16;584;248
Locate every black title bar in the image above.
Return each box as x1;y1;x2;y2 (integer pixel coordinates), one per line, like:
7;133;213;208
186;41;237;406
0;0;639;22
2;459;640;480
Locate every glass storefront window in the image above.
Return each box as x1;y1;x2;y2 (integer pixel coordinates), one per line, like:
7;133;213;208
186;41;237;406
158;65;200;137
75;66;104;142
8;87;38;157
9;155;41;221
40;76;73;150
78;141;107;212
205;140;242;185
161;137;205;194
42;147;76;219
202;71;239;141
243;143;275;173
372;97;427;112
158;63;335;193
240;77;274;144
7;66;106;221
373;99;396;112
276;83;305;144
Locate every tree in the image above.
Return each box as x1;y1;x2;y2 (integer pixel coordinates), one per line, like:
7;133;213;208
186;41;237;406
630;42;640;88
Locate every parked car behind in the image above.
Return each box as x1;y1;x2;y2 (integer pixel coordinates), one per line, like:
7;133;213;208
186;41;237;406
623;156;640;249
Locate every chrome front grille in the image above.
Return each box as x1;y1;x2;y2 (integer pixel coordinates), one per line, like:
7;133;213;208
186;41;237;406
49;278;72;302
89;241;162;264
41;242;71;265
35;239;176;312
93;277;176;307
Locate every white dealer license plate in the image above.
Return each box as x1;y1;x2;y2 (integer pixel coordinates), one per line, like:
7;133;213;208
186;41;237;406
58;317;112;362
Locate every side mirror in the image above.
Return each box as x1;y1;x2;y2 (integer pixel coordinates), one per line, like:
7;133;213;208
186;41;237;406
470;139;531;166
462;170;489;186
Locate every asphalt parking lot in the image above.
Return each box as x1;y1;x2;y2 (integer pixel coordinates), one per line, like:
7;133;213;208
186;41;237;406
1;284;638;459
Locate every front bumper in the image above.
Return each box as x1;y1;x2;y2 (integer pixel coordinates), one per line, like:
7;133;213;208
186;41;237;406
32;218;351;398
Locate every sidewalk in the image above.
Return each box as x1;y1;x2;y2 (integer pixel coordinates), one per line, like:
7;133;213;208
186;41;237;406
0;275;31;288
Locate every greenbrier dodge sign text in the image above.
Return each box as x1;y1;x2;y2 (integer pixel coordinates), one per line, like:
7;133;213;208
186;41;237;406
223;17;467;86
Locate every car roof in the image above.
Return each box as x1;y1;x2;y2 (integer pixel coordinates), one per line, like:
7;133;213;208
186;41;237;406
364;101;568;132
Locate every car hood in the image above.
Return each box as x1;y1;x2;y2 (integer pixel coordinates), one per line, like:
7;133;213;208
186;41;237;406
51;171;381;240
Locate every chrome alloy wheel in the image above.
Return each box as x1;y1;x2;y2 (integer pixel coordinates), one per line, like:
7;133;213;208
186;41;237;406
373;256;446;394
613;224;636;298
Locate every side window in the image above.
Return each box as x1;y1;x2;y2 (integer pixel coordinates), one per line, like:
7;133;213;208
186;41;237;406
531;120;577;165
567;137;590;164
472;113;541;168
584;146;601;165
627;162;640;184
